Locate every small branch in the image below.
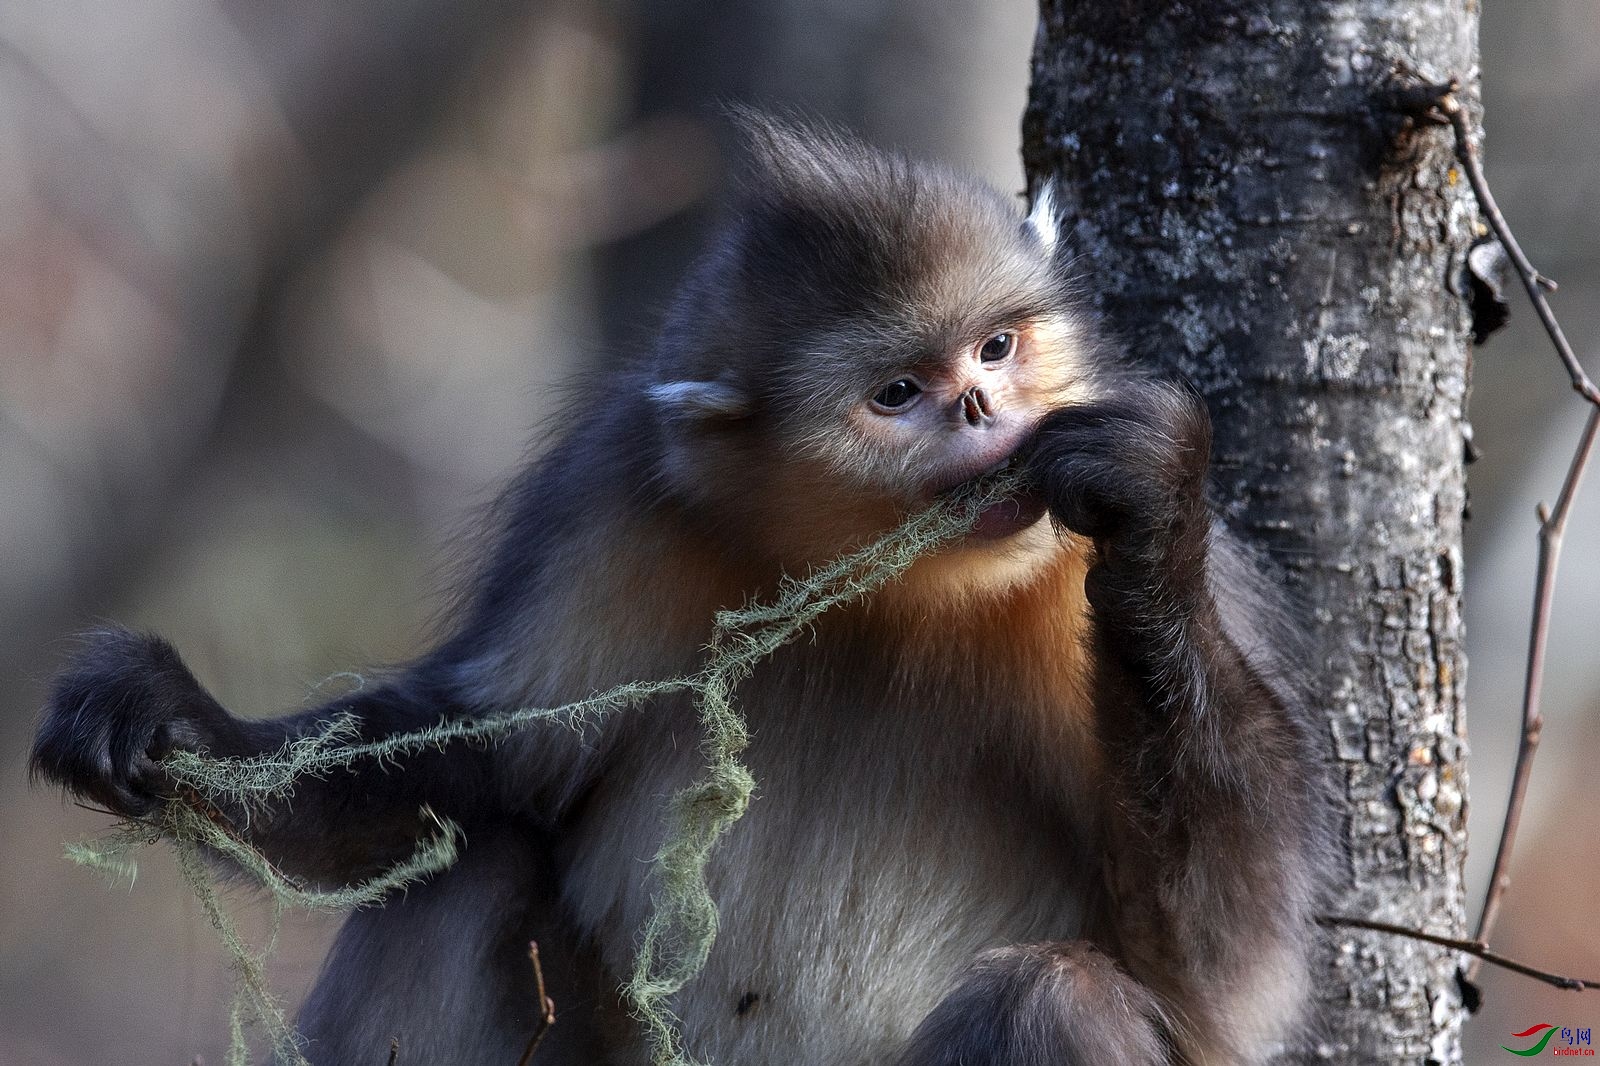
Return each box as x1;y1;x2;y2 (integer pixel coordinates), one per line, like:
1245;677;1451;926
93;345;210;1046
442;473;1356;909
1433;84;1600;977
1436;88;1599;406
515;941;557;1066
1473;409;1600;968
1317;916;1597;992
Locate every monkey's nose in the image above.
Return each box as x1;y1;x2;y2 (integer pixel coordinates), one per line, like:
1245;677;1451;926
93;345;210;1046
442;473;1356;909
959;386;995;427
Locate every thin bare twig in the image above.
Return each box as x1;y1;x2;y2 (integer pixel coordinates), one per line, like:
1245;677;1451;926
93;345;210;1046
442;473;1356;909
1432;85;1600;976
515;941;557;1066
1437;88;1598;404
1471;409;1600;969
1317;916;1597;992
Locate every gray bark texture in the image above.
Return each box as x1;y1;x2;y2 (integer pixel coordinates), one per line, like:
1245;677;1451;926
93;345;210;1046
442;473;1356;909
1023;3;1479;1063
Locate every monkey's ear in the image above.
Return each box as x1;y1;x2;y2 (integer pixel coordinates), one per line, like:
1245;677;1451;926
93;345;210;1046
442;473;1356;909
647;380;754;423
1025;181;1062;255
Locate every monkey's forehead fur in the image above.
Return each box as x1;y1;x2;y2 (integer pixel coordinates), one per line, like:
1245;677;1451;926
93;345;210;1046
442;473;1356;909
650;117;1080;395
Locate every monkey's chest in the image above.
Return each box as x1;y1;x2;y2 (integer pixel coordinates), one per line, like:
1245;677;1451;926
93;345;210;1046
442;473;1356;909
560;677;1098;1066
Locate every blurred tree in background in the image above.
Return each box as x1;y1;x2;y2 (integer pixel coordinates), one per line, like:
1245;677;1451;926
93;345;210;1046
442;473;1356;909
2;2;1596;1063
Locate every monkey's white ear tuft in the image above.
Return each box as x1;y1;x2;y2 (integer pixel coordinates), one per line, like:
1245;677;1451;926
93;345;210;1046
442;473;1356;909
1026;182;1061;255
647;380;754;422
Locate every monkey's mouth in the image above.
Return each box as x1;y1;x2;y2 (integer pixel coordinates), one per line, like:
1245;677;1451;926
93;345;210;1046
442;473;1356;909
969;489;1048;540
938;450;1048;541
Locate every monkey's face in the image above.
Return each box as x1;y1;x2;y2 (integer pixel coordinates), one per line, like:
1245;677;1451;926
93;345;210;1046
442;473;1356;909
835;313;1090;531
646;118;1100;576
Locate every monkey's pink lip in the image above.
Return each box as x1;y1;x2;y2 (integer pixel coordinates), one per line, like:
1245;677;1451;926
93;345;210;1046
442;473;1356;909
925;444;1044;539
969;490;1048;540
928;442;1031;498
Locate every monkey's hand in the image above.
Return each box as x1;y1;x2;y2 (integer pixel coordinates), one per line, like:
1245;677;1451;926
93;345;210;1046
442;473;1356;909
31;627;245;818
898;943;1168;1066
1025;381;1212;591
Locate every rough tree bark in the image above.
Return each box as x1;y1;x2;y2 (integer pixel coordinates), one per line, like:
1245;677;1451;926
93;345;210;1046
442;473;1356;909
1024;3;1477;1063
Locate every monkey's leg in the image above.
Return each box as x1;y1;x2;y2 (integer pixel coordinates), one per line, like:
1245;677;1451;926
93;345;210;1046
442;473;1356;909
1030;384;1322;1064
294;823;608;1066
898;942;1170;1066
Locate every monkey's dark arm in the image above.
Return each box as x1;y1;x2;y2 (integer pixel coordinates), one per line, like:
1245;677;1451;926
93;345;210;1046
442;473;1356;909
30;627;504;888
1031;382;1324;1062
898;384;1323;1066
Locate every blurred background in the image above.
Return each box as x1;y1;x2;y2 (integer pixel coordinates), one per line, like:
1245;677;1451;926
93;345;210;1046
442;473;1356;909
0;2;1594;1062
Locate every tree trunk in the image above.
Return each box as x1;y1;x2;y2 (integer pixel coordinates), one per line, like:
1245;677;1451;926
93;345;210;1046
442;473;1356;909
1023;4;1477;1063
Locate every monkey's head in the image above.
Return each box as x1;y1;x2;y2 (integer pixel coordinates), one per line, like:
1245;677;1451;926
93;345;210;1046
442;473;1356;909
645;116;1105;586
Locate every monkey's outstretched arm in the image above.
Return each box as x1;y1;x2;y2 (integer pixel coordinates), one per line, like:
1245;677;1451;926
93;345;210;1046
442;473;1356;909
1028;382;1322;1064
30;627;503;887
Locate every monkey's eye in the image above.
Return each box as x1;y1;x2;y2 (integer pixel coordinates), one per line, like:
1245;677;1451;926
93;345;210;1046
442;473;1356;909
871;379;923;412
979;332;1016;363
